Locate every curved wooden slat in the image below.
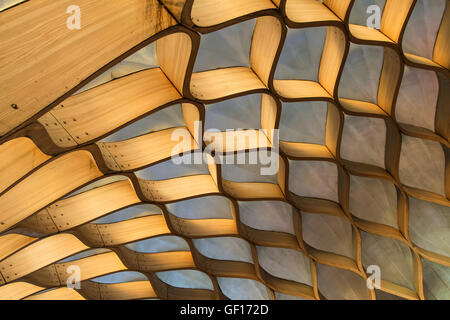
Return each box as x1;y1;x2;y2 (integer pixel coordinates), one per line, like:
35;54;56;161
283;0;342;27
222;180;285;201
98;127;198;172
323;0;354;22
0;150;103;232
280;142;334;160
347;0;416;47
156;31;198;95
25;251;128;287
127;250;196;272
167;215;239;238
45;180;140;232
191;0;276;29
81;280;156;300
190;67;266;102
274;80;332;101
39;68;182;147
0;0;176;137
0;137;50;193
82;215;171;247
139;175;220;203
0;233;90;283
0;281;45;300
433;1;450;70
0;233;38;261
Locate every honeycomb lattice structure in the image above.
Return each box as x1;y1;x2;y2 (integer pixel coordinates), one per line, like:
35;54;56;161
0;0;448;300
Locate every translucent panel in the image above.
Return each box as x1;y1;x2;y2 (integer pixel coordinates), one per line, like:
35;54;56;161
167;196;233;219
339;44;384;104
156;270;214;290
101;105;185;142
422;259;450;300
340;114;386;168
349;175;398;227
409;197;450;257
59;248;111;263
396;67;438;131
361;232;415;290
92;271;148;284
125;236;190;253
317;264;370;300
111;43;158;77
302;213;354;258
93;204;162;224
402;0;446;59
279;101;327;144
0;0;26;11
75;43;158;94
289;160;339;202
218;277;271;300
193;19;255;72
193;237;253;263
28;288;58;295
256;246;312;285
274;292;307;300
275;27;326;81
238;200;295;234
375;289;407;300
349;0;386;26
65;176;128;198
135;156;210;180
399;135;446;196
221;160;278;184
74;71;113;95
205;94;261;131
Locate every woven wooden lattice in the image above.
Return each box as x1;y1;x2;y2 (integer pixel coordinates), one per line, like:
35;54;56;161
0;0;449;300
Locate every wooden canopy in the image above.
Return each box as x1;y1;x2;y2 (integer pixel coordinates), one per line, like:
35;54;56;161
0;0;448;300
